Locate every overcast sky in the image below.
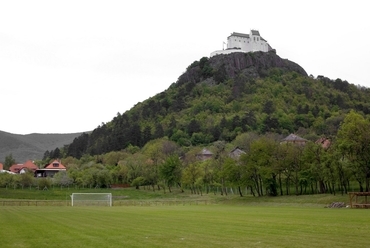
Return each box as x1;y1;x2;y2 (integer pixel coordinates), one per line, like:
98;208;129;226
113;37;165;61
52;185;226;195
1;0;369;135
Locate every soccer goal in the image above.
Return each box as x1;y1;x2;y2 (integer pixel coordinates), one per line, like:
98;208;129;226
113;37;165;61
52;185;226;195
71;193;112;207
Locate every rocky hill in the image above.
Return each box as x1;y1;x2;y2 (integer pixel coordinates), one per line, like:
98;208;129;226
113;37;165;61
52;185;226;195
178;51;307;86
53;51;370;159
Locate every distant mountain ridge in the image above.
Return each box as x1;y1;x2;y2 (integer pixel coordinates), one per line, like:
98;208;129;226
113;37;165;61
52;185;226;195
0;131;84;163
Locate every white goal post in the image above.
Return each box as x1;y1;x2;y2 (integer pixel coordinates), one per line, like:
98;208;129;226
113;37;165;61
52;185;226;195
71;193;112;207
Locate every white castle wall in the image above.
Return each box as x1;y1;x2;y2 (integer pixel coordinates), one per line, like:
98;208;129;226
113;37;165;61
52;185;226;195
211;30;270;57
228;35;252;52
210;49;245;57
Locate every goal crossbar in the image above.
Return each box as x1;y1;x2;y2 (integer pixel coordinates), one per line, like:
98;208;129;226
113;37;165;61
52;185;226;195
71;193;112;207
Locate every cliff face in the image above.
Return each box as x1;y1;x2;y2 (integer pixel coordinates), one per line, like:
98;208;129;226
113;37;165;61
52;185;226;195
177;51;307;85
211;51;307;78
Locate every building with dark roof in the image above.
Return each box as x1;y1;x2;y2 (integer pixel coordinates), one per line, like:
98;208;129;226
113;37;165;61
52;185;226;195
280;134;308;146
229;147;246;159
196;148;213;161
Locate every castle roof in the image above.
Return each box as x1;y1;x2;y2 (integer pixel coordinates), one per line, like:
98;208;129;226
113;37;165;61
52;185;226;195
251;30;260;36
229;32;250;39
229;30;262;39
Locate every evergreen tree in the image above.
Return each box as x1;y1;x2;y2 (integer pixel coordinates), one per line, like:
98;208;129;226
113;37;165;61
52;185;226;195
154;123;164;139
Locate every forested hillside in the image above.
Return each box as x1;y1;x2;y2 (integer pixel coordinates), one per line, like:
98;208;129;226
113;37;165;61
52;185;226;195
62;51;370;158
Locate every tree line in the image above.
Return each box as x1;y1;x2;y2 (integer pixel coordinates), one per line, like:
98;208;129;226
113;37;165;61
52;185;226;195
2;111;369;196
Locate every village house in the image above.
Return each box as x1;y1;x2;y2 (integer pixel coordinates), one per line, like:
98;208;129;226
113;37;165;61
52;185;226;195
196;148;213;161
2;159;67;178
9;160;38;174
211;29;273;57
195;147;247;161
35;160;66;178
229;147;246;160
280;133;308;146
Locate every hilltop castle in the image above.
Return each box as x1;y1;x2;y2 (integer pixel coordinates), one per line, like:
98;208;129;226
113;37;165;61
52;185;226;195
211;30;273;57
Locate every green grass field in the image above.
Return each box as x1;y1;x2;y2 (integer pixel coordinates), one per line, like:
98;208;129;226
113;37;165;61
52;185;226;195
1;188;369;247
1;204;369;248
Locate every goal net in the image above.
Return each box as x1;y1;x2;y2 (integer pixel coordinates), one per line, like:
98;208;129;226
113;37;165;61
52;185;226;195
71;193;112;206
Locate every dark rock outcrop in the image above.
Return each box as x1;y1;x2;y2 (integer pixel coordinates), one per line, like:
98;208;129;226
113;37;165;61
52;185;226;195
177;51;307;85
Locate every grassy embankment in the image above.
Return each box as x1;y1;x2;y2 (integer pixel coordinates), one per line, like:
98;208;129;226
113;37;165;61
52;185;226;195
0;186;350;206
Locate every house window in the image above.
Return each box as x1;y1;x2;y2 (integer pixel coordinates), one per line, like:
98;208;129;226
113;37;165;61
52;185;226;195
53;163;59;167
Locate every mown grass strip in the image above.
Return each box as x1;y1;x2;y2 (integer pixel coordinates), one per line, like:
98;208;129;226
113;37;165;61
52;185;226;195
1;205;369;248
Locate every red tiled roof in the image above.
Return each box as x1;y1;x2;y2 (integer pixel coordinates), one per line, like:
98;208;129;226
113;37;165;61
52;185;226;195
315;138;331;149
23;160;38;169
9;160;38;173
9;164;22;173
0;163;3;170
45;160;66;169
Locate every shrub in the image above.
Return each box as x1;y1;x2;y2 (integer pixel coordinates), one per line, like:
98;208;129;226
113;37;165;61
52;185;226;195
37;178;52;190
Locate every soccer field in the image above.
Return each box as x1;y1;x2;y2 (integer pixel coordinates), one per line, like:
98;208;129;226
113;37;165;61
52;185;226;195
1;205;369;248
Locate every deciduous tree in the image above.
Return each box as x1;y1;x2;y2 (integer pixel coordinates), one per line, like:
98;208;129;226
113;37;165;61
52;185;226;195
159;155;182;192
337;111;370;191
4;154;15;169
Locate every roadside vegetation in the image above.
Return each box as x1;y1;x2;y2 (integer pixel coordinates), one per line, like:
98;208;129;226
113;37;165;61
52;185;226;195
1;110;369;200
